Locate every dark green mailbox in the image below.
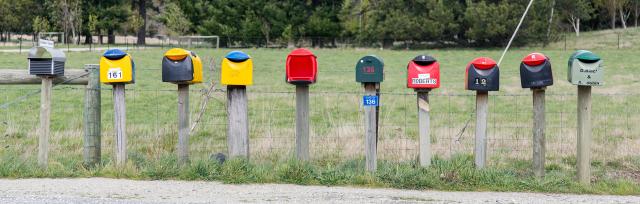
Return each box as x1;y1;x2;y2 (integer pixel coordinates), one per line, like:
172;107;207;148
356;55;384;83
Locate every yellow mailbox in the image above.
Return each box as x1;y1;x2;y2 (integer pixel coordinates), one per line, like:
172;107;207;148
100;49;135;84
221;51;253;85
162;48;203;84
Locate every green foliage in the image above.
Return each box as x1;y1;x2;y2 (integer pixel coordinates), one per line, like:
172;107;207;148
159;2;191;37
32;16;51;34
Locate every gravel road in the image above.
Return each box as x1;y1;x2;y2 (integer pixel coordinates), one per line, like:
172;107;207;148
0;178;638;204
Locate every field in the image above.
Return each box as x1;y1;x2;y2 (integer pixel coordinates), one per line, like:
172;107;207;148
1;44;639;194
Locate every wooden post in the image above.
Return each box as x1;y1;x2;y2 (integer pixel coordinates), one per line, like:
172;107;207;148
38;76;53;168
474;91;488;168
83;65;101;167
227;85;249;158
295;85;310;161
364;83;378;172
177;84;190;165
416;89;431;167
577;85;592;184
113;84;127;166
532;88;546;177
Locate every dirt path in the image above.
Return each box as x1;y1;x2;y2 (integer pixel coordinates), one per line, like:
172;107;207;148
0;178;637;203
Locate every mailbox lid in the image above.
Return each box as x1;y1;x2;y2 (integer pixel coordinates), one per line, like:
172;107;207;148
221;51;253;86
355;55;384;83
286;48;317;84
100;49;135;84
407;55;440;89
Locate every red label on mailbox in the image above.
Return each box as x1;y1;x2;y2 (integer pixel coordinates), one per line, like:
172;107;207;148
407;56;440;89
286;48;317;85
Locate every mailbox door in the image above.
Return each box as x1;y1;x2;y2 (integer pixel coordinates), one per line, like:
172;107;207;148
162;56;194;82
221;58;253;85
356;56;384;83
100;55;134;83
190;53;203;84
407;61;440;89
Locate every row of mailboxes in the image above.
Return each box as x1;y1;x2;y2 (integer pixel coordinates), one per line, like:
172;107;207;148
93;49;602;89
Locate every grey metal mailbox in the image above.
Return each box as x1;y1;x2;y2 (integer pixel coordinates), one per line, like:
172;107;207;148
568;50;603;86
28;46;66;76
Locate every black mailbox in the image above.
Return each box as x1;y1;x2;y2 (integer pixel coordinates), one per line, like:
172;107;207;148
520;53;553;88
465;57;499;91
28;46;66;76
162;48;203;84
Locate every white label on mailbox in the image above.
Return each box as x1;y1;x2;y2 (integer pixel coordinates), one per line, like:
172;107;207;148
418;74;430;79
412;74;436;85
107;68;123;80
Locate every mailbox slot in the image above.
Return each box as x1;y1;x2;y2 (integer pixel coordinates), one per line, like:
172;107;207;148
407;55;440;89
286;48;317;85
465;57;499;91
28;46;66;76
355;55;384;83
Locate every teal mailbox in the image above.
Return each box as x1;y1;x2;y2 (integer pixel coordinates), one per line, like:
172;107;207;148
356;55;384;83
568;50;603;86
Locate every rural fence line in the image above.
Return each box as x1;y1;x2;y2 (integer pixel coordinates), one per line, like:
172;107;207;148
2;81;638;166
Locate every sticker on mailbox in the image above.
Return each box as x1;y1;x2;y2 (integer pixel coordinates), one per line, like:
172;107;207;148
107;68;123;80
411;73;437;85
363;95;379;106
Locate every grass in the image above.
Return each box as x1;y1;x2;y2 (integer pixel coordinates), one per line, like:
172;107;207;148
0;30;639;194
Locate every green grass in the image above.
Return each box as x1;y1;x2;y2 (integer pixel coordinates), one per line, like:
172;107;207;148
0;42;639;193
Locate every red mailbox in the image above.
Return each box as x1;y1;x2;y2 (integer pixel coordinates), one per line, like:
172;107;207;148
407;55;440;89
286;48;317;85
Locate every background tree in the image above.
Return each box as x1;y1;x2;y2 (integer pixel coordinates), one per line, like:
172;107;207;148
557;0;594;37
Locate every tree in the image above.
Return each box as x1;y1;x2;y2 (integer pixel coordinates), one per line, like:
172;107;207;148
159;2;191;37
557;0;594;36
32;16;51;37
594;0;623;29
133;0;149;45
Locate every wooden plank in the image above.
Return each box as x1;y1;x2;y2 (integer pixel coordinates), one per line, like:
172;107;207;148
0;69;88;85
177;84;190;165
83;64;101;167
417;90;431;167
227;86;249;158
38;77;52;168
532;88;546;177
113;84;127;167
364;83;377;172
577;85;592;184
474;91;489;168
295;85;310;161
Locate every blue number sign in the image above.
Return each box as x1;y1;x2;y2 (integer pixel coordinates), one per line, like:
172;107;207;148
363;95;379;106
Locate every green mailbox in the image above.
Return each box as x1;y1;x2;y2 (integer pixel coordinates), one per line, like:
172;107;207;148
568;50;604;86
356;55;384;83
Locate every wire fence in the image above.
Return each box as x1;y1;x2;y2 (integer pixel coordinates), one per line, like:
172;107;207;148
1;75;638;166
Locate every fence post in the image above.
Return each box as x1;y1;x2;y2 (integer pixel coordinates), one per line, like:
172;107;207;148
577;85;592;184
113;83;127;166
38;76;53;168
177;84;190;165
617;33;621;49
474;91;488;168
532;88;546;177
417;89;431;167
227;85;249;158
83;64;101;167
364;83;378;172
295;85;310;161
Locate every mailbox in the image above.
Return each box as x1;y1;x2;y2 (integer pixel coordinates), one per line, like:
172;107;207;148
355;55;384;83
407;55;440;89
100;49;135;84
28;46;66;76
520;53;553;88
221;51;253;86
162;48;203;84
568;50;603;86
465;57;499;91
286;48;317;85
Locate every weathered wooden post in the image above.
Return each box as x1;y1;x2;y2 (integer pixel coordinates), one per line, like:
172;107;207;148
406;55;441;167
285;48;318;161
355;55;384;172
26;45;66;168
221;51;253;159
161;48;204;165
83;64;101;167
464;57;500;169
99;49;135;167
519;53;554;177
568;50;604;184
